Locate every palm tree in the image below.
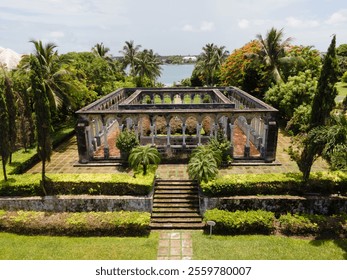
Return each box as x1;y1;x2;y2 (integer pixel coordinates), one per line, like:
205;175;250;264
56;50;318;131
0;83;10;181
129;145;161;175
187;146;219;183
195;43;229;86
133;49;162;86
92;42;110;59
256;27;292;84
120;40;142;75
29;40;71;109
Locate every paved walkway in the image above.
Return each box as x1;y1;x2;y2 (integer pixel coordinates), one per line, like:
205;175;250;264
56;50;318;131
157;231;193;260
26;131;328;176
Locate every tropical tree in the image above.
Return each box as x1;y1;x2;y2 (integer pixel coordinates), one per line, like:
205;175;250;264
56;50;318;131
92;42;110;59
219;40;271;97
0;82;10;181
187;146;219;183
195;43;229;86
289;35;339;181
133;49;162;87
29;40;70;110
129;145;161;175
1;69;17;163
116;129;139;161
256;27;292;84
120;40;142;75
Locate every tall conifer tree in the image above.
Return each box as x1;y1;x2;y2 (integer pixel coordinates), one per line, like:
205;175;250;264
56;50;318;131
295;35;339;181
29;55;52;193
0;84;10;181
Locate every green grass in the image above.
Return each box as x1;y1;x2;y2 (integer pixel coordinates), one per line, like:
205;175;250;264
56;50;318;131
192;233;347;260
336;82;347;103
0;232;159;260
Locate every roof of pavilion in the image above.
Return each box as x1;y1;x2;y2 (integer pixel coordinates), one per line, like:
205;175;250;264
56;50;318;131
76;87;278;115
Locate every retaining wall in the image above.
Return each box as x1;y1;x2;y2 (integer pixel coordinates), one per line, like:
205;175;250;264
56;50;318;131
0;195;152;212
200;195;347;215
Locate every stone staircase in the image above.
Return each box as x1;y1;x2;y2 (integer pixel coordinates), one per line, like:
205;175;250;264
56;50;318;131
150;179;204;230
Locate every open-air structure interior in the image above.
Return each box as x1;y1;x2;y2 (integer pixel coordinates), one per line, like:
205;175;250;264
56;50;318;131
75;87;279;164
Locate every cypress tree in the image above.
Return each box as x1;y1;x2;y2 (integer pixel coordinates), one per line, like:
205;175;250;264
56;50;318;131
310;35;339;128
0;83;10;181
298;35;339;181
29;55;52;193
3;75;17;163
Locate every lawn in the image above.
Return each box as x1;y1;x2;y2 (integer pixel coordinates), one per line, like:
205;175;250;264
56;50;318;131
192;233;347;260
335;82;347;103
0;232;159;260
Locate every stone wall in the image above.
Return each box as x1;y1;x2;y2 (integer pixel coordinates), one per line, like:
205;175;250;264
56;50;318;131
0;195;152;212
200;195;347;215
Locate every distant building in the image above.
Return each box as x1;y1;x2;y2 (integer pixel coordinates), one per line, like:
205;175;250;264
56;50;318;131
182;56;197;63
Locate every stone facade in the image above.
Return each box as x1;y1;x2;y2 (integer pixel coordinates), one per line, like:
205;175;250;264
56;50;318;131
75;87;279;163
200;195;347;215
0;195;152;212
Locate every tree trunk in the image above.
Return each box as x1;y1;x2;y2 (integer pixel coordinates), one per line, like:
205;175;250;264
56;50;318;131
142;163;147;175
2;160;7;181
41;159;47;196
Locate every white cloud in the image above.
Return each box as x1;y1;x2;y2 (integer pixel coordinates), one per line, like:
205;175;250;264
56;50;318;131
238;19;250;29
286;17;320;28
182;21;215;32
325;9;347;25
200;21;215;31
49;31;65;38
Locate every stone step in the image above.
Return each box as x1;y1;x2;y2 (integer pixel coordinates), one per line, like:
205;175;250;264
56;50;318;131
152;207;199;213
153;199;199;207
155;185;198;191
153;193;198;201
153;203;198;209
151;217;202;223
156;179;197;183
150;222;205;230
155;189;198;194
156;181;197;186
151;212;201;218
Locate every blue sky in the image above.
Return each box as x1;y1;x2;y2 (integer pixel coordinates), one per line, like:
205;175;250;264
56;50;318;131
0;0;346;55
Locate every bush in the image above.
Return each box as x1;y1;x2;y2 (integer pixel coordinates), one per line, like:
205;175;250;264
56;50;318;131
278;213;347;236
0;172;155;196
203;209;275;235
116;129;139;160
201;172;347;196
341;71;347;83
0;210;151;236
278;213;319;235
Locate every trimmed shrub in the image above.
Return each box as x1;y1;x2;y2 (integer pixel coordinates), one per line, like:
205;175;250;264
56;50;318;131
201;172;347;196
279;213;347;236
0;172;155;196
203;209;275;235
0;210;151;236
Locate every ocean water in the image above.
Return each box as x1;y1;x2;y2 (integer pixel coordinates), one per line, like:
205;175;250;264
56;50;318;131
158;64;195;86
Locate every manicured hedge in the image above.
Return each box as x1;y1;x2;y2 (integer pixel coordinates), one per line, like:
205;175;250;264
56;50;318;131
0;210;151;236
203;209;275;235
203;209;347;237
278;213;347;236
201;172;347;196
0;173;155;197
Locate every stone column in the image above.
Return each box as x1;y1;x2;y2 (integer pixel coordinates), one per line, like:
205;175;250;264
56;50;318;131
197;123;202;145
76;116;89;163
229;123;234;156
182;123;186;147
244;122;250;157
166;124;171;147
150;125;155;146
102;117;109;159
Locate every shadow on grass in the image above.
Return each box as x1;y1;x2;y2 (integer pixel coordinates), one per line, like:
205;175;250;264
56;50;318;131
309;237;347;260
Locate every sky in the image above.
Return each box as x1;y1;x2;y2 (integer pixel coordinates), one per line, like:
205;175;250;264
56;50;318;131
0;0;346;55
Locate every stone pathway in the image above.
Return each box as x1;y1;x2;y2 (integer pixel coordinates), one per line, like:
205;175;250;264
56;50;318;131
157;231;193;260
